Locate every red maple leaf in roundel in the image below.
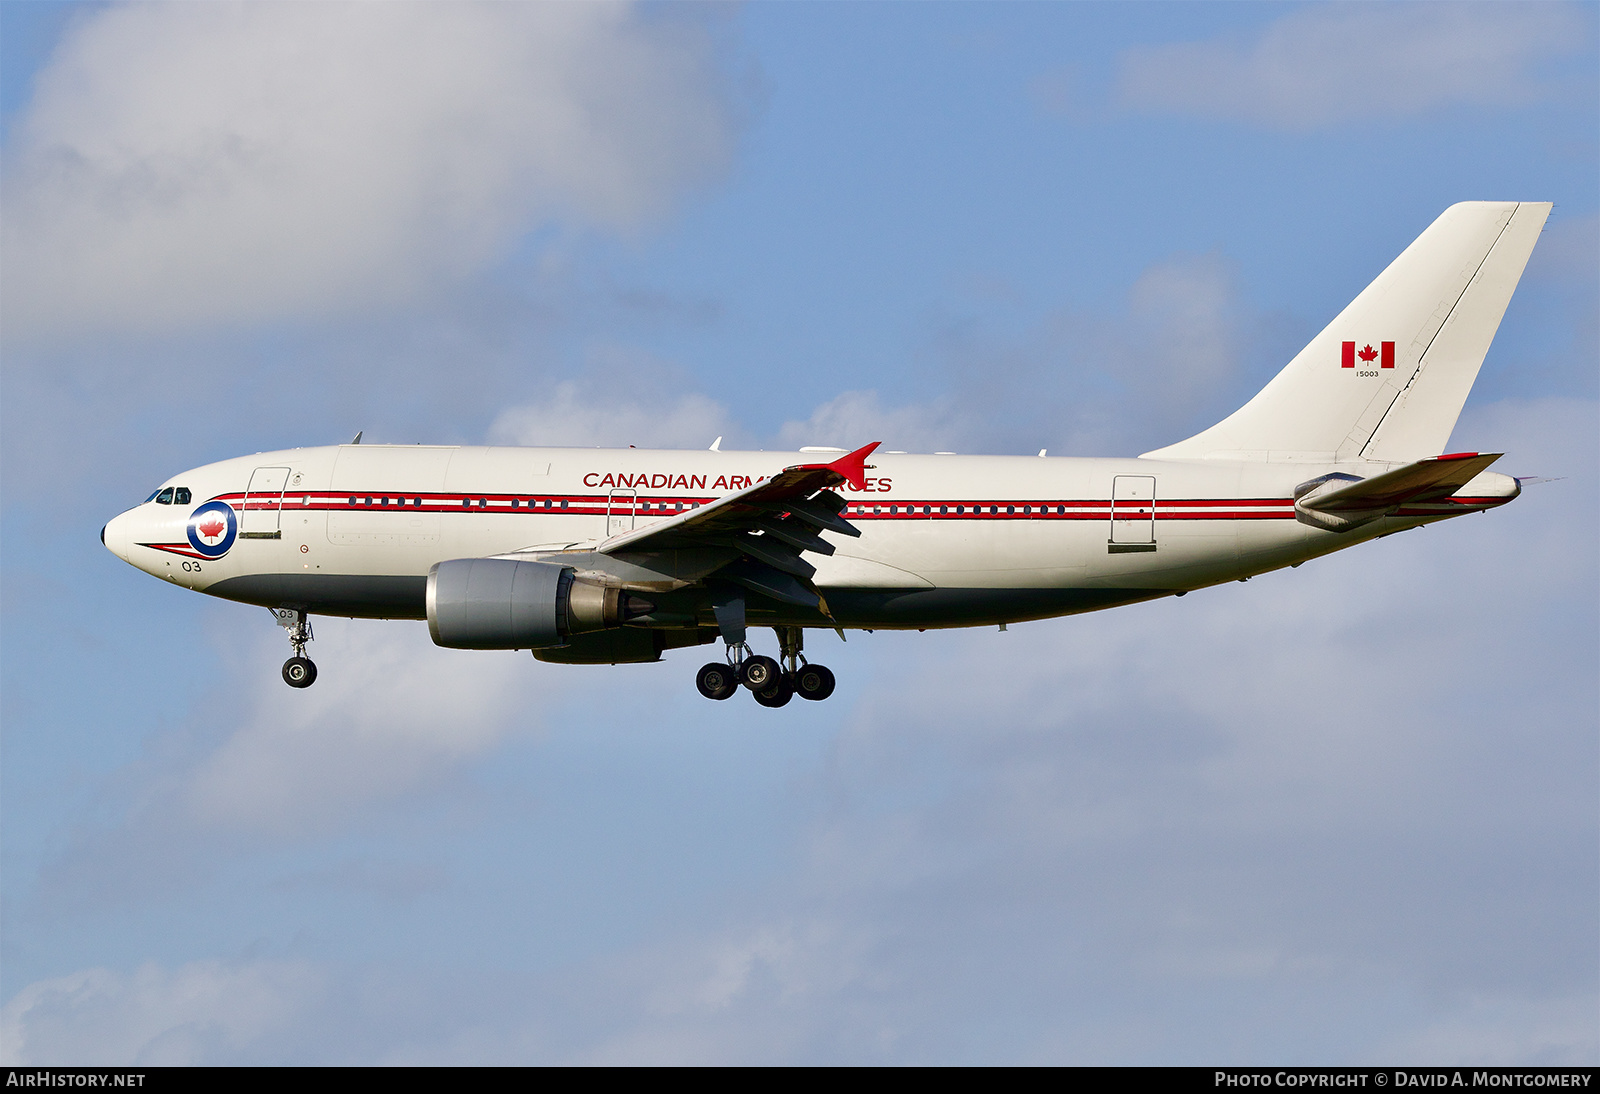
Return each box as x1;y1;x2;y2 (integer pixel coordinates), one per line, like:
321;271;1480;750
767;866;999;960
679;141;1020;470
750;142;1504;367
1357;344;1379;363
197;518;226;540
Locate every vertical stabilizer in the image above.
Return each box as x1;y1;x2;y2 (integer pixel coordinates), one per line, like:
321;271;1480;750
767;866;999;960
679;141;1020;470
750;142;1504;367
1142;202;1550;463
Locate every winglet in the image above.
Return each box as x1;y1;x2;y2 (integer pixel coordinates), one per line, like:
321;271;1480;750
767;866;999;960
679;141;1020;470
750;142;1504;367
819;441;881;491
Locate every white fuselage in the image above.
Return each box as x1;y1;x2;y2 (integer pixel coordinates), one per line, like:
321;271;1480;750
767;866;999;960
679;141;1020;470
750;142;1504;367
101;443;1514;630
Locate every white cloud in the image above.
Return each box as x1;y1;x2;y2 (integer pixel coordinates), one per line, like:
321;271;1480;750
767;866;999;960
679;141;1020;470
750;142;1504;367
748;252;1251;462
19;396;1593;1062
1;2;739;340
1118;3;1585;130
36;616;562;907
0;960;323;1065
928;251;1254;456
491;379;738;451
492;373;970;455
1385;994;1600;1065
184;618;544;836
776;390;971;454
550;396;1597;1064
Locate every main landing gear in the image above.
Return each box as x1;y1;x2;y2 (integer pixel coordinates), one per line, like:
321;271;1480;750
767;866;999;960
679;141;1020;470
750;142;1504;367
273;608;317;688
695;625;835;707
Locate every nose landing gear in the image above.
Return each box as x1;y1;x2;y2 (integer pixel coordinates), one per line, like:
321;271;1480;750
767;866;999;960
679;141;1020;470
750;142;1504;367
272;607;317;688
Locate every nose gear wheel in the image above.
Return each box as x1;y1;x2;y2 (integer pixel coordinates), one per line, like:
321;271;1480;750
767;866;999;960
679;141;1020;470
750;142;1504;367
272;607;318;688
282;656;317;688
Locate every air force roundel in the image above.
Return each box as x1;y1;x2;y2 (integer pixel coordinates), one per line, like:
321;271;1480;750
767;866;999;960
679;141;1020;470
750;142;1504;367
186;500;238;558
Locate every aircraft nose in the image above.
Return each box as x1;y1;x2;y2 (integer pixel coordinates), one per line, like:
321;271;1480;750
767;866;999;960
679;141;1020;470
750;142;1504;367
102;510;133;562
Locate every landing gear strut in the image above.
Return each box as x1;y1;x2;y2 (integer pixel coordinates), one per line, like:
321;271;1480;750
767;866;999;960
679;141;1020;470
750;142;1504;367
273;607;317;688
777;625;833;702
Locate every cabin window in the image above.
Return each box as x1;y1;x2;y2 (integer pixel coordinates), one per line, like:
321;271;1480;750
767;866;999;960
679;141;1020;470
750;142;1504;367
1056;505;1064;514
348;496;357;506
479;498;487;508
560;500;568;509
173;488;191;505
461;498;470;507
414;498;422;507
510;499;518;509
155;488;174;504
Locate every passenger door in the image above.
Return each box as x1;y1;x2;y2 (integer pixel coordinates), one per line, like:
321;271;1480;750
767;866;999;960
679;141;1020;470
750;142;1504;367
241;466;291;537
1109;475;1156;553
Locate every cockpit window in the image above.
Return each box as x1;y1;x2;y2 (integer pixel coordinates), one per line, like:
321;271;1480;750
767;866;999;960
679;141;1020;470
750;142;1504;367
155;488;175;504
173;488;191;505
144;490;161;504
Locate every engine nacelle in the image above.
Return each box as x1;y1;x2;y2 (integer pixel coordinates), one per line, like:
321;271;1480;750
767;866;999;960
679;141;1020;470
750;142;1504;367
426;557;651;650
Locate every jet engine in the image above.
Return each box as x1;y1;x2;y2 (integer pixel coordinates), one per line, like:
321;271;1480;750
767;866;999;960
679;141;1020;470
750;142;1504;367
426;557;653;650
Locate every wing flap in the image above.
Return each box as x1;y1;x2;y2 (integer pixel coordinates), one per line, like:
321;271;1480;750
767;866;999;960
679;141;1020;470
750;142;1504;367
755;496;860;538
711;532;816;580
719;560;822;609
751;515;837;555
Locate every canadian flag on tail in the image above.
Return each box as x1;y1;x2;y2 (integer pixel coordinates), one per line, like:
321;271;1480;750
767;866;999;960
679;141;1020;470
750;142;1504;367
1341;341;1395;369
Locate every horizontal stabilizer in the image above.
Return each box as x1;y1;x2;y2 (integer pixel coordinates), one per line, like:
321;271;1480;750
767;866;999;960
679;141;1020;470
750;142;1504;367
1295;452;1501;531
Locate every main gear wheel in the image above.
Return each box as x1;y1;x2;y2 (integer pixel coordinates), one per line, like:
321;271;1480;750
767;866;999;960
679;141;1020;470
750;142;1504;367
696;662;738;700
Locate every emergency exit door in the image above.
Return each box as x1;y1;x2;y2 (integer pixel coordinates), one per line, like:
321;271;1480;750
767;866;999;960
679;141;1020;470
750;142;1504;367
606;488;637;537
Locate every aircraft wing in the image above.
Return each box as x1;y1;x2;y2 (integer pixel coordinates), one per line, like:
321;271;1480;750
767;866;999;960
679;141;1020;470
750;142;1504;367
592;442;880;608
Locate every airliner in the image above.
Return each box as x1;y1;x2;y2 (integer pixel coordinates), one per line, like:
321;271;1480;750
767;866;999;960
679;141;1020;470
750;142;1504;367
102;202;1550;707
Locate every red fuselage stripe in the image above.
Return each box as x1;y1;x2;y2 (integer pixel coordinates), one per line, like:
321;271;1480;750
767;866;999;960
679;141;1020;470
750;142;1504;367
201;491;1505;521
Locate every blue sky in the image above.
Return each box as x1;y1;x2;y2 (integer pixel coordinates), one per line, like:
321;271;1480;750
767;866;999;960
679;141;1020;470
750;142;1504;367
1;1;1595;1064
